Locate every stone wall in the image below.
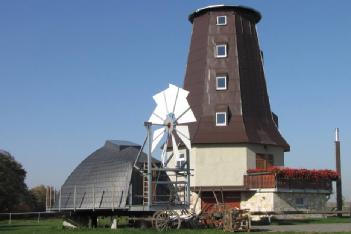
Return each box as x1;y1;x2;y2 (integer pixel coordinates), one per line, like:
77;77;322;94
241;190;275;212
241;190;329;212
274;192;329;212
240;190;330;220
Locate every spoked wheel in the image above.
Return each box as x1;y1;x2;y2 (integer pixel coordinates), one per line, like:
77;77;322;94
154;210;181;231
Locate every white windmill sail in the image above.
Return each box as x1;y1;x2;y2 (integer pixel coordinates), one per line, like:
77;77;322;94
148;84;196;166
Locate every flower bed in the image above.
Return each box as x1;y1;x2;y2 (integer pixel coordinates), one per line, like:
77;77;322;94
247;167;338;181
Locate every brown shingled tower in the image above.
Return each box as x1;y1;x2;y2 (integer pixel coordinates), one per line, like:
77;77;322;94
172;5;291;213
185;5;289;150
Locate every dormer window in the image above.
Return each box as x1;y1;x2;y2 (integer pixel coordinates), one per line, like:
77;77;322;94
216;112;227;126
216;75;227;90
215;44;227;58
216;16;227;25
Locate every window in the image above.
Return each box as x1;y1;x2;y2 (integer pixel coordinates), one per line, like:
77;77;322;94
215;44;227;58
177;153;185;168
256;154;273;169
295;197;305;208
216;75;227;90
216;16;227;25
216;112;227;126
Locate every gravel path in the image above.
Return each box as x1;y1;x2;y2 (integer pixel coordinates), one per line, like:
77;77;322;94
252;223;351;232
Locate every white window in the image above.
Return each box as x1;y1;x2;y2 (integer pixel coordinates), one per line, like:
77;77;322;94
215;44;227;58
216;112;227;126
216;16;227;25
177;153;186;168
216;75;227;90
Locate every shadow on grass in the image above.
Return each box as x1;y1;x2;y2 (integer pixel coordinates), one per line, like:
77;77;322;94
273;219;316;225
0;223;43;231
250;228;271;232
272;216;351;225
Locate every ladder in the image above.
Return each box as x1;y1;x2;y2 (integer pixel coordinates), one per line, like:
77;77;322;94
142;162;149;206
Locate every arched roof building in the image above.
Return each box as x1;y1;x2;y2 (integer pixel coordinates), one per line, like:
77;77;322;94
55;140;152;211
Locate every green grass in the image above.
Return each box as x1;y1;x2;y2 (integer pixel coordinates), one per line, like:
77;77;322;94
0;218;230;234
0;218;63;234
0;217;350;234
0;218;220;234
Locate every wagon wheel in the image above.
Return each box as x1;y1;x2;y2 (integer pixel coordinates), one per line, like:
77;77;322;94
152;211;159;228
154;210;181;231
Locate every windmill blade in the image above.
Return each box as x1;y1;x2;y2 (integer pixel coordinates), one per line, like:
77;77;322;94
165;84;179;115
171;133;180;162
173;91;190;120
176;107;196;124
161;137;169;166
173;91;196;124
151;127;165;152
175;125;191;150
177;86;189;98
153;90;170;115
148;105;166;124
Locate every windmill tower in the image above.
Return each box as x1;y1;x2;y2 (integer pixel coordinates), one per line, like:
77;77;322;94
179;5;290;211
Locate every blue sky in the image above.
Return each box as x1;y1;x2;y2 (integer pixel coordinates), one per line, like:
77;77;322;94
0;1;350;200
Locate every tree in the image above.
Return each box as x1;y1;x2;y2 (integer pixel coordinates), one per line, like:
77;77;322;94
0;150;33;212
30;185;47;211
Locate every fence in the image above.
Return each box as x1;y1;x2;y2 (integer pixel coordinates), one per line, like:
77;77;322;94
0;211;61;224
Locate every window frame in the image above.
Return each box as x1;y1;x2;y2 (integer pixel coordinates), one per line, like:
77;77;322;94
215;44;227;58
177;153;186;168
216;112;227;126
179;153;185;160
295;197;305;208
216;75;227;90
216;15;227;25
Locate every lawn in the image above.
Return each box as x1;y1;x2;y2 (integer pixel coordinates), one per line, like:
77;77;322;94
0;217;350;234
2;218;221;234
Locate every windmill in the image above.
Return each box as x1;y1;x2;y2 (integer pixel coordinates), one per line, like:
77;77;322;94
148;84;196;167
133;84;196;209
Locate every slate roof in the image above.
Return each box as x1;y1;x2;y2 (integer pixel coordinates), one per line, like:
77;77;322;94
55;140;148;210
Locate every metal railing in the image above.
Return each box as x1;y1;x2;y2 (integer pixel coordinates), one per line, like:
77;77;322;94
47;184;129;211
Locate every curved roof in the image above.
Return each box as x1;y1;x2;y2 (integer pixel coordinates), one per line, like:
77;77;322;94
189;5;261;23
56;140;147;210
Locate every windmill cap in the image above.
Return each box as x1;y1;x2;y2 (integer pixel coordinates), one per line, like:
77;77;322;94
189;5;261;23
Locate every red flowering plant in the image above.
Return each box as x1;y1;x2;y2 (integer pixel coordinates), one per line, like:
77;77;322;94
247;167;339;181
